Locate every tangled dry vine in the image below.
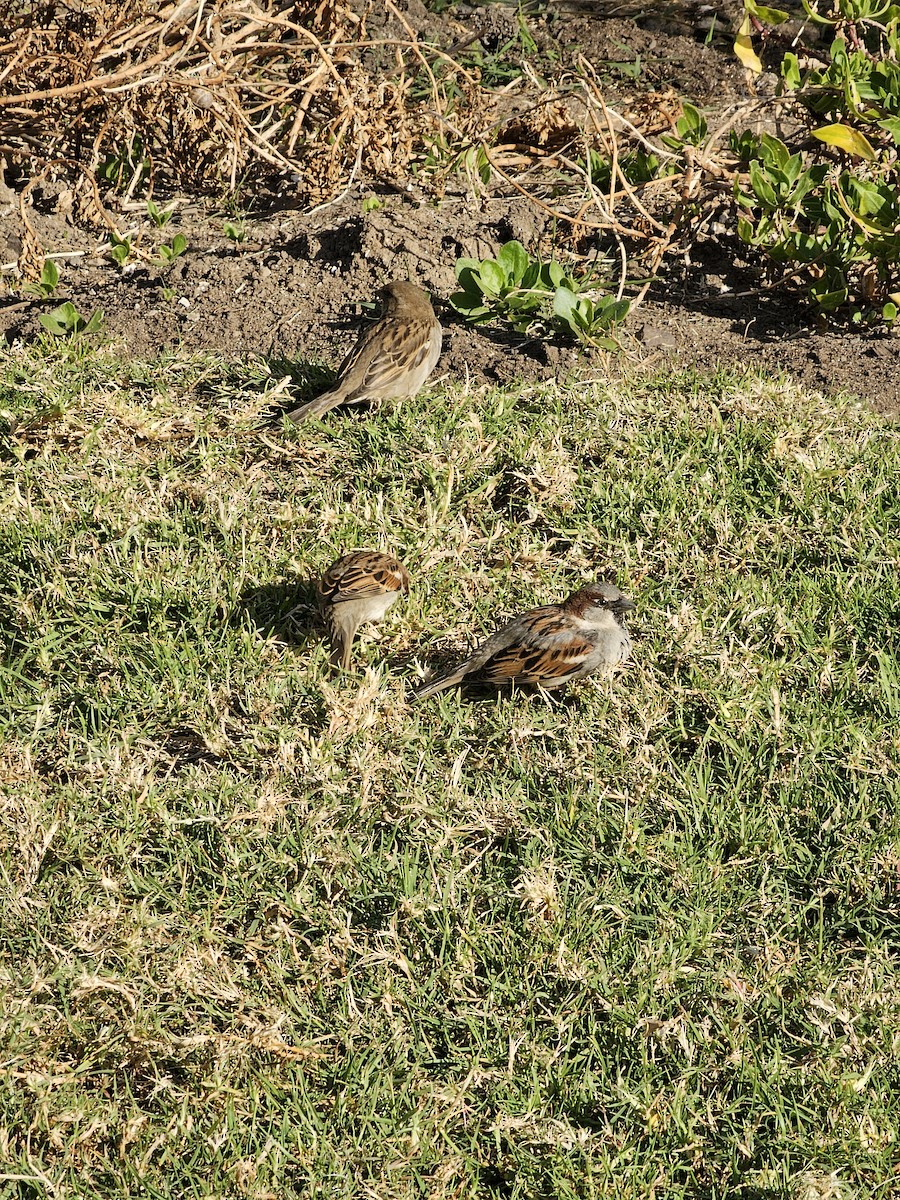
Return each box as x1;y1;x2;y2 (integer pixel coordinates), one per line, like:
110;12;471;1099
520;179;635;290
1;0;753;293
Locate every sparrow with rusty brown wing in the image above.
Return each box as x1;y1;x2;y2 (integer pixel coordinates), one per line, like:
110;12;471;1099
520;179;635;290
286;281;442;423
414;581;634;700
318;550;410;671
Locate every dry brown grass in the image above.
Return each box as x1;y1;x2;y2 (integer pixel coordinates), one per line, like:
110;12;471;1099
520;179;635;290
2;342;898;1197
0;0;759;285
0;1;494;203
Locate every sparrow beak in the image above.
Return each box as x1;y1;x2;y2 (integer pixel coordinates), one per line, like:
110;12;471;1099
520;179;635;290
615;597;636;612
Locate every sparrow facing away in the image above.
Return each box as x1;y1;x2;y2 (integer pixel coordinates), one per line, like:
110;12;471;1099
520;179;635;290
318;549;410;671
286;281;443;423
414;581;635;700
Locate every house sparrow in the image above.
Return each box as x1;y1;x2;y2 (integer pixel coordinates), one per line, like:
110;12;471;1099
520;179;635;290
286;281;442;422
414;581;634;700
318;549;410;671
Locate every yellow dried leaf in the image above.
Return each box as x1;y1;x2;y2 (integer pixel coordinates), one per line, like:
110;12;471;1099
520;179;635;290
734;14;763;73
811;123;877;160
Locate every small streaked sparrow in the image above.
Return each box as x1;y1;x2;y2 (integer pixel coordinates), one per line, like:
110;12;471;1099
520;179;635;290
286;281;442;422
414;581;634;700
317;549;410;671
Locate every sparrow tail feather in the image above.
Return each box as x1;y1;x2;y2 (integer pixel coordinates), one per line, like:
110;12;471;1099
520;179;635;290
328;626;356;672
285;386;347;423
413;669;467;701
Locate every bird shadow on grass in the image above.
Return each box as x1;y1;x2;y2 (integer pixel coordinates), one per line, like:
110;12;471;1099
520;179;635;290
236;576;323;648
415;677;588;709
188;358;338;426
259;358;337;422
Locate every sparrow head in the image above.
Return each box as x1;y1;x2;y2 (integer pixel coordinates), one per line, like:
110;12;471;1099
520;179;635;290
381;280;436;319
564;581;635;622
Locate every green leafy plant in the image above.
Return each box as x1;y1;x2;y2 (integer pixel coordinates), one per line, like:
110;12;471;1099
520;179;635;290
661;102;709;149
451;241;629;348
108;232;132;268
581;147;670;190
604;45;643;80
734;131;900;320
223;219;247;243
155;233;188;265
21;258;60;299
147;198;175;228
461;144;493;187
782;35;900;149
454;10;539;89
732;1;900;322
99;136;150;192
38;302;105;338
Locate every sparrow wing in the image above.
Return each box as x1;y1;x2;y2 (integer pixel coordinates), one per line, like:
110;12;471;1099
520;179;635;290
477;608;596;685
343;316;437;403
414;605;594;699
318;552;409;607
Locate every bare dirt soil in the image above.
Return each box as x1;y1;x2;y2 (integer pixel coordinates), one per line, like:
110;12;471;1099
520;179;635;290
1;0;897;414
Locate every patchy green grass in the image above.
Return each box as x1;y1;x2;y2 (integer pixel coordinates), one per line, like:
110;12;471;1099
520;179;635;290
1;337;899;1200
